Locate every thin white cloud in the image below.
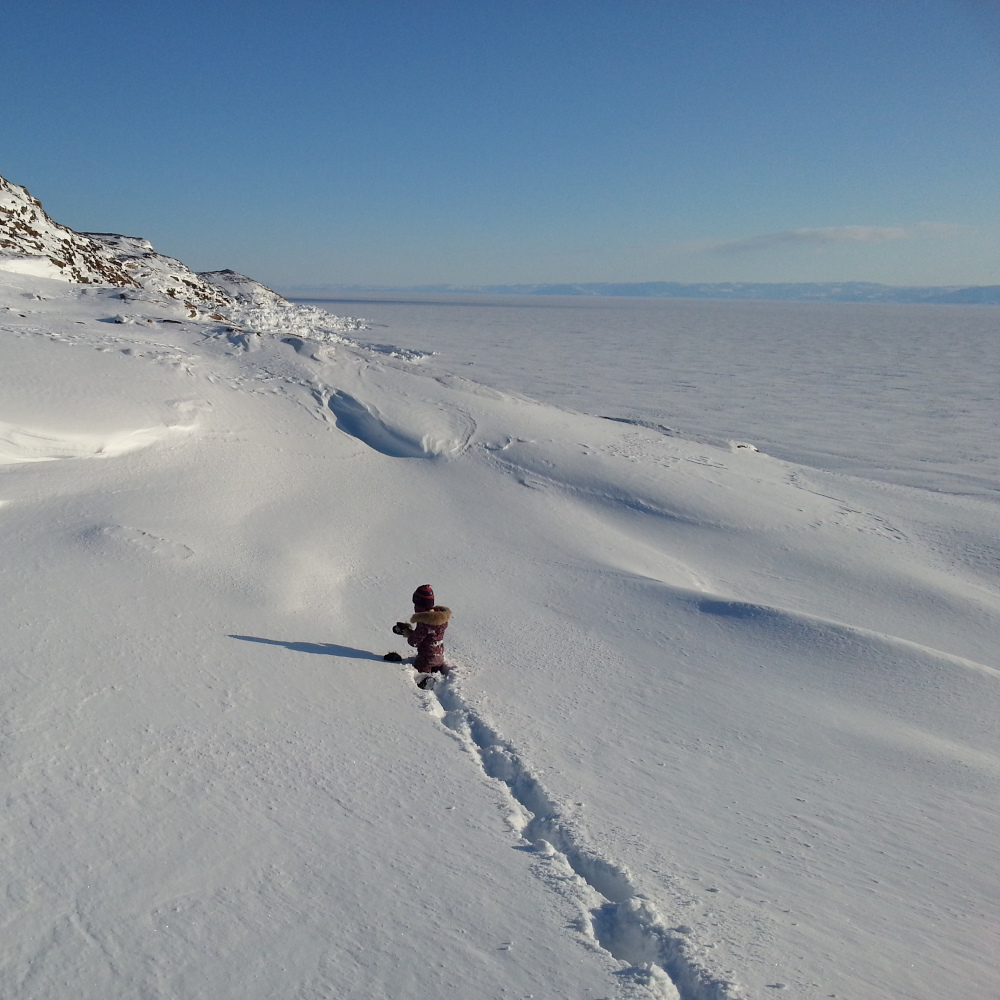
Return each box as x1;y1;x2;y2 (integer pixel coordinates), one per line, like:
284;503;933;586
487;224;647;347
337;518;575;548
681;222;968;256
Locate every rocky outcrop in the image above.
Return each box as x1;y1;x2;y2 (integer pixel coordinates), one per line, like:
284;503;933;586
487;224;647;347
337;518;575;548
0;176;141;287
0;174;234;315
84;232;232;311
198;269;287;308
1;171;370;339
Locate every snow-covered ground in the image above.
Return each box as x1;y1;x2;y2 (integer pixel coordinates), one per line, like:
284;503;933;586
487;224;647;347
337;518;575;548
292;293;999;496
2;180;998;1000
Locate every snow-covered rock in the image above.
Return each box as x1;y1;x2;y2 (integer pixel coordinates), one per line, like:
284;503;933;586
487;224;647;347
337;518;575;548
0;172;372;337
198;268;287;308
0;174;233;313
83;232;233;312
0;176;141;287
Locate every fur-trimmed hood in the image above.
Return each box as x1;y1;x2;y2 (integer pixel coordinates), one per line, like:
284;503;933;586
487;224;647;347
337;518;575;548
410;606;451;626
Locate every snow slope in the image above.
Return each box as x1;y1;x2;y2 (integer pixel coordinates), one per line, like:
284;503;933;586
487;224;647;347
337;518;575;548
290;294;999;497
1;180;998;1000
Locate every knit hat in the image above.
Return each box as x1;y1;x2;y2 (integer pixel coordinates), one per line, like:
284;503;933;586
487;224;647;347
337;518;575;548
412;584;435;612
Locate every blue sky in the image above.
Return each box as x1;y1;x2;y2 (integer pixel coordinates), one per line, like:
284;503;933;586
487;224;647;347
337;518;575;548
4;1;998;287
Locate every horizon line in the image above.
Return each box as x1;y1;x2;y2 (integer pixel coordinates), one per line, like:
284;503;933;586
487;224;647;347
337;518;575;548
277;279;1000;306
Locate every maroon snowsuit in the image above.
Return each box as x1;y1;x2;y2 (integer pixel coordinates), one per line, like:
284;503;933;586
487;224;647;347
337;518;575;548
407;606;451;673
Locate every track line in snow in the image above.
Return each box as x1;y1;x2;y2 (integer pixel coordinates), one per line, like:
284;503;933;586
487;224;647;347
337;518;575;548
89;524;194;561
421;672;744;1000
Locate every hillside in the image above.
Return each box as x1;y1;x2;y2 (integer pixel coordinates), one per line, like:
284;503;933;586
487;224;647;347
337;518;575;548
2;173;997;1000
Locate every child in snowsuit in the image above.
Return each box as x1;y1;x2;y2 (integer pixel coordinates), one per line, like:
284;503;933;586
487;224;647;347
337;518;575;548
397;584;451;675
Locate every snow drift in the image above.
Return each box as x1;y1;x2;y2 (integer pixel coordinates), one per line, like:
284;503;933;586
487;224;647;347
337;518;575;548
1;173;997;1000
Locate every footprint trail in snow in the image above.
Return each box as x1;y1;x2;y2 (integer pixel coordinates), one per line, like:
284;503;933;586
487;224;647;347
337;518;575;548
419;672;745;1000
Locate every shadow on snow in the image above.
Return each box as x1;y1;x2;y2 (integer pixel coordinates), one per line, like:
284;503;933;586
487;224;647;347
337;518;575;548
229;635;384;661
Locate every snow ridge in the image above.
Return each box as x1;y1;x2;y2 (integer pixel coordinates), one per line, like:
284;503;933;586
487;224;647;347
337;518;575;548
428;674;745;1000
0;420;193;465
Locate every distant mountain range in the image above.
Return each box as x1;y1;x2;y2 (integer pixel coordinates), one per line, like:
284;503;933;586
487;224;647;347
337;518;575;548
288;281;1000;305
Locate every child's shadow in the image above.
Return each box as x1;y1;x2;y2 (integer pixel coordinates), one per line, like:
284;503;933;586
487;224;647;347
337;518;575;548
229;635;384;661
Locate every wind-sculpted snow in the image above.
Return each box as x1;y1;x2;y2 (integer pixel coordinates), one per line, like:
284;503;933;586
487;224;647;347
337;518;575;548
0;419;193;465
1;183;998;1000
697;598;1000;680
330;390;474;458
330;390;436;458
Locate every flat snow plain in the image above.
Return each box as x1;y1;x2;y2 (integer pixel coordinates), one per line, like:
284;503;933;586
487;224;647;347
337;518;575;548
2;276;997;1000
